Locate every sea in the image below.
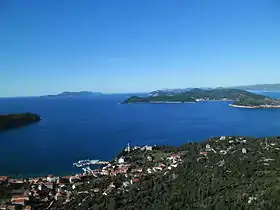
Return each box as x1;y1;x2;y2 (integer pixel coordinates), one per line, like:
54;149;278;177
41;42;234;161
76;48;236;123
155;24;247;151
1;91;280;177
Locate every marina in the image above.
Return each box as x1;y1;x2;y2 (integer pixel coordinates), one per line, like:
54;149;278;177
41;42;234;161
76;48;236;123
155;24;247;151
73;159;110;168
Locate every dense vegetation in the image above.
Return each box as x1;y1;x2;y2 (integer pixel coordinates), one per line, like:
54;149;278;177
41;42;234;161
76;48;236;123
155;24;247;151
66;136;280;210
0;113;41;131
123;88;280;107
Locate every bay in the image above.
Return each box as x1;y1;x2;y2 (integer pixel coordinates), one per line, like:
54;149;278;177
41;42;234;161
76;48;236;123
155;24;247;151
1;92;280;177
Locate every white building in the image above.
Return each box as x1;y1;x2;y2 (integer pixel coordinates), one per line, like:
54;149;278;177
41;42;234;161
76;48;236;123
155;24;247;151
118;157;125;164
220;136;226;140
242;148;247;154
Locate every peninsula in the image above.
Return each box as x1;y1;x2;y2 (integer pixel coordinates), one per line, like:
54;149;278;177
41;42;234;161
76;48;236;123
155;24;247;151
0;113;41;131
123;88;280;108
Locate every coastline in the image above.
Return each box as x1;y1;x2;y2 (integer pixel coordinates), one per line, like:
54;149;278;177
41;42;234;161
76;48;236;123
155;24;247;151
229;104;280;109
148;101;196;104
126;100;233;104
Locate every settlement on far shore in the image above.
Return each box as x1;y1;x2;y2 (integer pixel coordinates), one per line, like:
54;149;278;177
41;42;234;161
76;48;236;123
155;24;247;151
229;104;280;109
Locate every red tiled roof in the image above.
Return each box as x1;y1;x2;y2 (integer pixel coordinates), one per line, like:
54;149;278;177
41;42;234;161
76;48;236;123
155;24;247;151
11;196;28;200
70;176;80;179
12;199;25;204
7;206;16;210
132;178;139;183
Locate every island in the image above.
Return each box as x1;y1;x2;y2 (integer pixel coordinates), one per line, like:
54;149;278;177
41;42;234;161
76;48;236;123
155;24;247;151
123;88;280;108
43;91;102;98
0;113;41;131
2;136;280;209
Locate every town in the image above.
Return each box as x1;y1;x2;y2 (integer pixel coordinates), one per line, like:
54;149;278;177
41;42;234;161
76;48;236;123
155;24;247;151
0;143;184;210
2;136;280;209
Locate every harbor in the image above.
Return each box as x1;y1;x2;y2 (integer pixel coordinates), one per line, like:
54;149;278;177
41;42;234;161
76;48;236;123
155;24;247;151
73;159;110;168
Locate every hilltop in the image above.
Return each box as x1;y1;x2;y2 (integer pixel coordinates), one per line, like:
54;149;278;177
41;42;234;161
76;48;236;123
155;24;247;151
123;88;280;108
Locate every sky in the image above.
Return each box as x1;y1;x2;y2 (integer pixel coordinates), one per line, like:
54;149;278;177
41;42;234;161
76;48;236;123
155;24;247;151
1;0;280;97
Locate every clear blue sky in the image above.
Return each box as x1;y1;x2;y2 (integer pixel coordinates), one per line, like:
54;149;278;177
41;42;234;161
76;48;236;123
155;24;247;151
1;0;280;97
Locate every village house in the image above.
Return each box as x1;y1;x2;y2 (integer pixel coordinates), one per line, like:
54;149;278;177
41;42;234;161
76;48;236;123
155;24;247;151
130;178;139;184
118;157;125;164
133;146;140;150
0;205;7;210
93;188;100;193
220;150;227;155
131;168;143;173
141;145;153;151
0;176;8;184
147;168;152;174
147;155;152;161
29;177;40;183
122;181;130;188
200;151;208;156
6;205;16;210
8;179;24;185
46;175;56;183
205;144;211;151
69;176;80;183
220;136;226;140
11;196;29;206
44;182;54;190
171;164;178;168
54;192;63;201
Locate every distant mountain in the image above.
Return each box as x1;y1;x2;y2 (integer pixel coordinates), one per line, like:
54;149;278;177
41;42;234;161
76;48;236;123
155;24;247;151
43;91;102;98
232;83;280;91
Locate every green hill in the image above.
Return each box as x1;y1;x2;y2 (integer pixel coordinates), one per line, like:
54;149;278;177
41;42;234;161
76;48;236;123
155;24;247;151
53;136;280;210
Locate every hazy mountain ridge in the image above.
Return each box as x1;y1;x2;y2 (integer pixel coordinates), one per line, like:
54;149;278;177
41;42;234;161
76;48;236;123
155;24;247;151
232;83;280;91
43;91;102;98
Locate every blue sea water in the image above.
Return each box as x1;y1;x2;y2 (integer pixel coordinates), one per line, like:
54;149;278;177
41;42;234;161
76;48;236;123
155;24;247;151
1;92;280;177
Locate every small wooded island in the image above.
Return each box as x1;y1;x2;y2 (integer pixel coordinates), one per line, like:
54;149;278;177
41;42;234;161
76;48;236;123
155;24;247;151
123;88;280;108
0;113;41;131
